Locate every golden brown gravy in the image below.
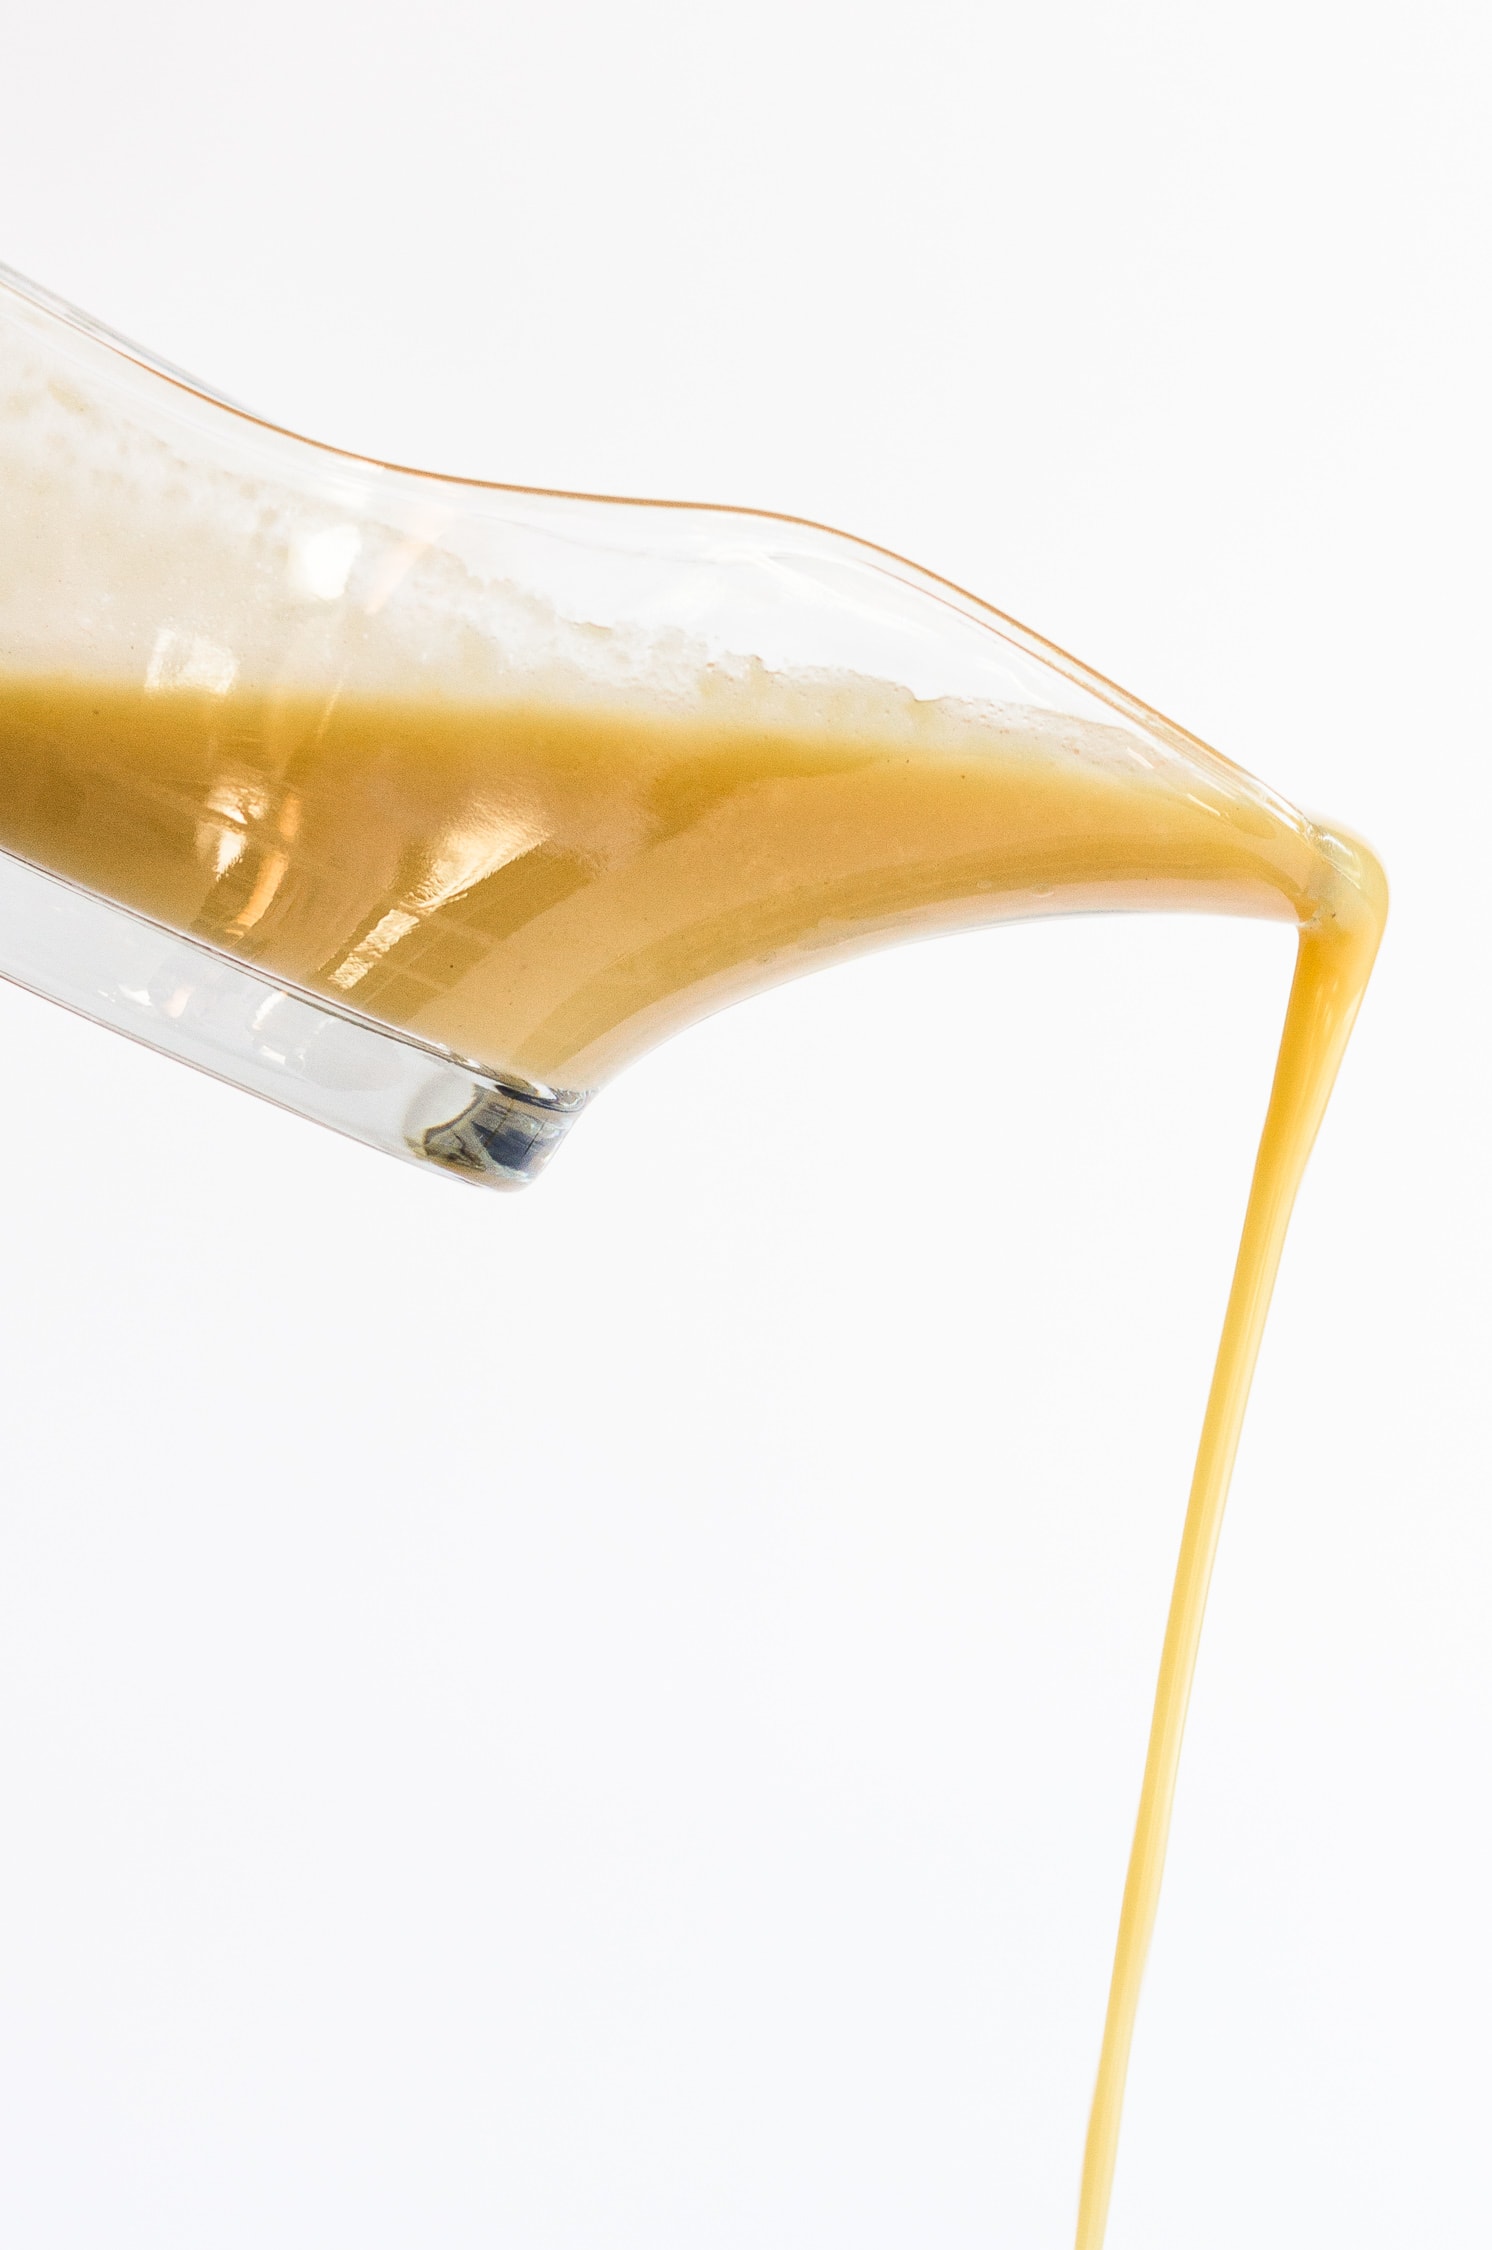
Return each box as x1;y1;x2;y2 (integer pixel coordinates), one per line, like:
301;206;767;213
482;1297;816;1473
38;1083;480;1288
0;671;1385;2243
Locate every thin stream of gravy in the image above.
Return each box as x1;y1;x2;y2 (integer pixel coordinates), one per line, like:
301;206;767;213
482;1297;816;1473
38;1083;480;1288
1076;896;1382;2246
0;673;1385;2243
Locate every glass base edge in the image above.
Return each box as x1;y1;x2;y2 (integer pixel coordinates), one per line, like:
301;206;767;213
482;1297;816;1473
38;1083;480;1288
0;847;589;1189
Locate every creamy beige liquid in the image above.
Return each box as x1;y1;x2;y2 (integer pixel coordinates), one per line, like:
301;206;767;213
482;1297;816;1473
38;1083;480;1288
0;668;1385;2243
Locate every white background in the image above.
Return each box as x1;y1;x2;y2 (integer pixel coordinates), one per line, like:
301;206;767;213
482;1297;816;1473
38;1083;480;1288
0;3;1486;2244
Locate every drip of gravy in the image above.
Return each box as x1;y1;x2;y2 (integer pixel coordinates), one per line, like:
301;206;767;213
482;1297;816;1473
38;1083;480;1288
0;668;1385;2243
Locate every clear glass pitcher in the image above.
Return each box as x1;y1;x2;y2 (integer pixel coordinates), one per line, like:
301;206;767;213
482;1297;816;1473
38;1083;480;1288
0;261;1361;1190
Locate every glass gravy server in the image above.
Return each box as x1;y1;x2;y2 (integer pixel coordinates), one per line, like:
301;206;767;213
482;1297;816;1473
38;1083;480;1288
0;261;1385;2247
